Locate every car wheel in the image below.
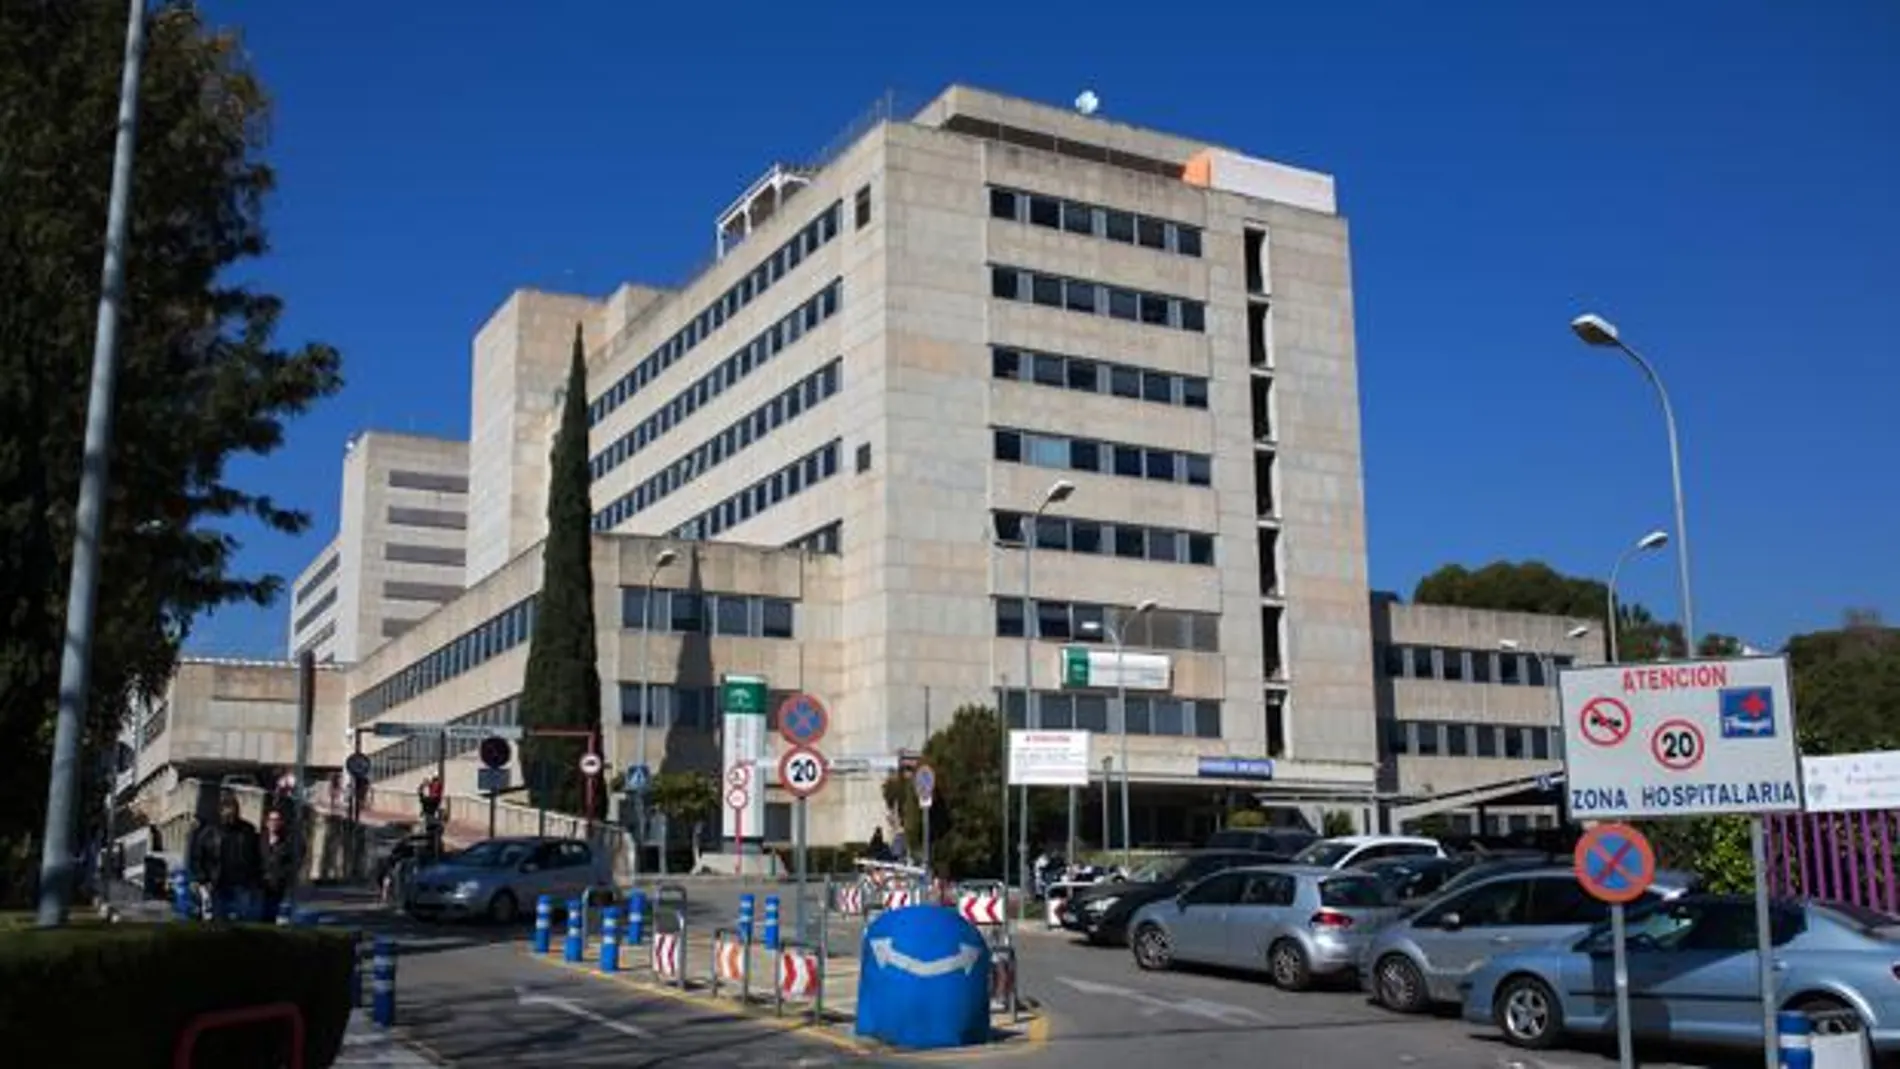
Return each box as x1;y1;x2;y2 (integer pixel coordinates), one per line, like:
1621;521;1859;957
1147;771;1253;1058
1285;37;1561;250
487;890;519;925
1495;975;1562;1050
1269;940;1312;991
1789;994;1859;1036
1132;925;1173;971
1374;954;1429;1013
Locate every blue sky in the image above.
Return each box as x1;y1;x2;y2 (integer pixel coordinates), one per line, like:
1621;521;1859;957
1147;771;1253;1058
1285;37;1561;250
187;0;1898;657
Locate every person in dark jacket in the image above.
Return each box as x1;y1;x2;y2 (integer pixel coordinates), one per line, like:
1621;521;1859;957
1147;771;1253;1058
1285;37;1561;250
259;806;298;922
190;791;263;921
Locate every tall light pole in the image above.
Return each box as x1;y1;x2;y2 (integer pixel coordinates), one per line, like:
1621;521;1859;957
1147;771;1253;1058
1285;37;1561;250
1571;314;1696;644
1016;479;1073;915
1104;600;1155;868
37;0;149;928
1606;530;1670;663
633;547;677;883
1500;625;1590;761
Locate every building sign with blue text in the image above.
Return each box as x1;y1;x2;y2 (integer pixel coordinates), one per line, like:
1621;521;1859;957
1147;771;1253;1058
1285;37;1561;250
1198;757;1275;781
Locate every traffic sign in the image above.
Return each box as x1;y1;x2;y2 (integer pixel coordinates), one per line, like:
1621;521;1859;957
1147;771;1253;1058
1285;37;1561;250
345;753;371;779
725;785;750;811
1560;656;1801;820
1573;823;1656;904
776;692;830;747
477;767;509;795
727;765;750;789
779;746;829;799
579;752;604;777
478;736;512;770
369;721;524;741
626;764;651;794
914;763;936;809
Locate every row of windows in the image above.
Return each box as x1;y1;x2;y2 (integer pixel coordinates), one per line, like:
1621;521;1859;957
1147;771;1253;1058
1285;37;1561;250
1386;719;1560;761
296;554;339;604
294;589;336;635
1379;643;1575;687
589;202;842;427
388;469;468;494
996;598;1221;653
992;346;1209;409
620;684;799;729
366;695;521;782
386;542;465;567
1000;689;1222;739
988;186;1203;258
993;510;1214;567
993;427;1211;487
785;520;842;556
351;598;536;723
671;440;842;543
383;580;461;604
296;620;337;659
387;506;466;531
990;265;1206;333
588;280;843;482
592;358;842;531
620;587;796;638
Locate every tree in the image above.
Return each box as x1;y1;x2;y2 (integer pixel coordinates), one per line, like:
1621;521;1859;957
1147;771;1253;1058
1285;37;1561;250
1412;560;1685;660
881;705;1069;878
0;1;341;898
646;770;717;832
518;327;600;815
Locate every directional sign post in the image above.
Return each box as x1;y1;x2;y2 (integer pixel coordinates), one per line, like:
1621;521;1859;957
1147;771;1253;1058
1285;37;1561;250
1574;823;1655;1069
778;742;829;945
914;763;936;876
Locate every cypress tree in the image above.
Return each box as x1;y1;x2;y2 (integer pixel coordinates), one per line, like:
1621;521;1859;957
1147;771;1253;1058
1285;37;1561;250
518;325;602;815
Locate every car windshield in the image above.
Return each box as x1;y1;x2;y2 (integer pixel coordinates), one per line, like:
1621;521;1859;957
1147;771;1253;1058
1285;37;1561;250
1292;841;1354;867
449;841;532;869
1320;875;1391;908
1126;855;1191;882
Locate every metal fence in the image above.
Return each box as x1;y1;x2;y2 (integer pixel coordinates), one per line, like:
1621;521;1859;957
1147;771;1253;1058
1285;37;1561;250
1764;809;1898;913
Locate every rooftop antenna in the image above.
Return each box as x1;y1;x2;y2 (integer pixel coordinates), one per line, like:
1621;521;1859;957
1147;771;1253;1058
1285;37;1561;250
1075;90;1099;116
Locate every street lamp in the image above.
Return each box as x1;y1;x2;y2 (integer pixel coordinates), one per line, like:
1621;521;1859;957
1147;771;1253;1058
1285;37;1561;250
1500;627;1590;760
633;546;678;882
1606;530;1670;663
1571;313;1697;642
1083;598;1156;869
1014;479;1074;914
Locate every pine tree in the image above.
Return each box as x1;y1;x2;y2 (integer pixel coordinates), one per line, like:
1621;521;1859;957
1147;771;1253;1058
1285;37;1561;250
518;326;602;815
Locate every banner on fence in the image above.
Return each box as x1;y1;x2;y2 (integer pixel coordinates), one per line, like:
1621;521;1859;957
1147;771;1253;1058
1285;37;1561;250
1802;750;1900;813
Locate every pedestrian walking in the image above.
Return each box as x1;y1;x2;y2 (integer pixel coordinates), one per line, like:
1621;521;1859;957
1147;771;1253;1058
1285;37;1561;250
190;791;263;921
259;806;298;922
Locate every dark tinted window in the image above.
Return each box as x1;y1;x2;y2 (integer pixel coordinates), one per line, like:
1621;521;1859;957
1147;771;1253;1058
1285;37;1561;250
1320;875;1390;909
1181;871;1247;907
1421;877;1533;927
1527;877;1610;925
1240;872;1296;906
989;188;1018;219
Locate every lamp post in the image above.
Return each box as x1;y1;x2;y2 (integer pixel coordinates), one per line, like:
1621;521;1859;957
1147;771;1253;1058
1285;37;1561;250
633;547;678;883
1084;599;1156;869
1606;530;1670;663
1016;479;1073;917
1100;756;1112;855
1499;625;1590;762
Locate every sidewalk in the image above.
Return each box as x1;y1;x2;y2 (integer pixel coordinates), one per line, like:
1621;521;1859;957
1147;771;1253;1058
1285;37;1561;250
335;1011;442;1067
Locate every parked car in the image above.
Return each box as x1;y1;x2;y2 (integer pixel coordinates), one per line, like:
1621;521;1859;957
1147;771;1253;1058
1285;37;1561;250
1357;855;1476;904
1364;865;1695;1013
1462;896;1900;1056
1129;865;1402;990
1059;850;1276;945
1204;826;1319;858
405;836;610;923
1292;834;1445;870
1427;852;1563;900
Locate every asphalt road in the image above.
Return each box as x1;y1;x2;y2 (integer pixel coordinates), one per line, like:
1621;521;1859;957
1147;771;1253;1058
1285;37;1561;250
1009;929;1761;1069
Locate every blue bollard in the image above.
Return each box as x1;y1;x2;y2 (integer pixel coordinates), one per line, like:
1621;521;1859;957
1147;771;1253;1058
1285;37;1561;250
600;907;621;973
563;898;584;963
533;895;553;954
1777;1009;1812;1069
738;893;755;945
626;890;647;945
276;899;292;926
763;895;780;950
371;938;397;1028
170;871;193;921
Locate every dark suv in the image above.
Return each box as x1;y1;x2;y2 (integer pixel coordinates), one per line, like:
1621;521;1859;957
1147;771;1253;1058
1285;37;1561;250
1204;827;1319;857
1060;850;1278;946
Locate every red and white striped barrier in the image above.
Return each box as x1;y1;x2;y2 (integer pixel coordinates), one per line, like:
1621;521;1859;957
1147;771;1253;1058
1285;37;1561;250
652;933;681;979
715;937;746;984
958;890;1005;926
835;883;864;915
883;886;913;910
777;948;821;1001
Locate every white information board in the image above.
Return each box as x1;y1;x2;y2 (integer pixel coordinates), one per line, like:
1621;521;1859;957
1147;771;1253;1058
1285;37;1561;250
1559;655;1802;820
1008;730;1092;787
1801;750;1900;813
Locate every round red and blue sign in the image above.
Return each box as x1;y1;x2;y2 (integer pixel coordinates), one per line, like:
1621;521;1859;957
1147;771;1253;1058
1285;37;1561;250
776;692;829;747
1574;822;1656;904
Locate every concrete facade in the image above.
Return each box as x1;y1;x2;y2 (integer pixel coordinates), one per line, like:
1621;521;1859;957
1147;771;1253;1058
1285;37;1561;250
288;432;471;662
123;657;349;794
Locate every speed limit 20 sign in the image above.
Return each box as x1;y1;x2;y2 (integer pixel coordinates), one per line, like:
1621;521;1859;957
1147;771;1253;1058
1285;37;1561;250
778;746;829;799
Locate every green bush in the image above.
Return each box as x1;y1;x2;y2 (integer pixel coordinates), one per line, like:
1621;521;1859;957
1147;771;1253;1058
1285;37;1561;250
0;923;355;1067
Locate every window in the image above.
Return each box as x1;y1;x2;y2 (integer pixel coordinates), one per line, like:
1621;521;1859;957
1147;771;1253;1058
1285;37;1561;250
1108;288;1139;321
1240;872;1297;907
993;512;1024;544
991;348;1020;379
1136;216;1167;249
993;430;1022;463
1104;209;1135;243
1142;371;1173;404
856;443;872;473
1068;439;1099;472
1180;301;1205;333
1001;600;1218;655
1527;878;1609;926
1028;196;1061;228
1064;280;1096;314
1062;201;1094;235
761;599;794;639
388;470;469;493
1442;648;1465;682
996;599;1025;637
714;596;750;636
989;188;1018;220
387;506;465;530
1064;359;1097;391
1070;520;1103;554
1181;377;1208;409
1420;878;1533;928
1175;226;1202;257
854;184;872;228
1036;601;1071;640
385;543;465;567
1109;366;1140;398
991;267;1019;300
1031;274;1062;307
1031;353;1064;386
1075;694;1109;733
670;593;704;633
1411;646;1435;679
1181;872;1246;907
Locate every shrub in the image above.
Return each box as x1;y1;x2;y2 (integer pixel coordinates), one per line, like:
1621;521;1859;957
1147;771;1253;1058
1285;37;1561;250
0;923;355;1067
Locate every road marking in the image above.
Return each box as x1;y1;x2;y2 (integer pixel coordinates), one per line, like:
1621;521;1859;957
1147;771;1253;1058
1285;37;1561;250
1053;976;1267;1025
514;985;655;1039
868;938;982;978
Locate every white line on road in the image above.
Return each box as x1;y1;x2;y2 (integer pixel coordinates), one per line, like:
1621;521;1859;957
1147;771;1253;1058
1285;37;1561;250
1055;976;1269;1025
514;985;656;1039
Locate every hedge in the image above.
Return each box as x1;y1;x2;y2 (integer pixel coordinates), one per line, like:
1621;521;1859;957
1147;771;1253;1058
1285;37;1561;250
0;923;355;1067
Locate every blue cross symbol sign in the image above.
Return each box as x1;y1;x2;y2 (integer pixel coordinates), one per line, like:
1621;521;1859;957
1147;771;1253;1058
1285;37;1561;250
626;764;651;794
777;693;829;747
1574;823;1656;905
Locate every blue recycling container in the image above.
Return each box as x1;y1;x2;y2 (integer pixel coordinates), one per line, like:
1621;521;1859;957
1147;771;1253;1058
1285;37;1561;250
738;893;755;944
600;907;621;973
855;904;992;1049
563;898;584;962
763;895;781;950
170;871;193;921
371;938;397;1027
533;895;553;954
626;889;647;945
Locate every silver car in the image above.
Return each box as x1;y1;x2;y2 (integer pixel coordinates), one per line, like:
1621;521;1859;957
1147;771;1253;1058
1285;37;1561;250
406;837;610;923
1364;865;1695;1013
1129;865;1402;990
